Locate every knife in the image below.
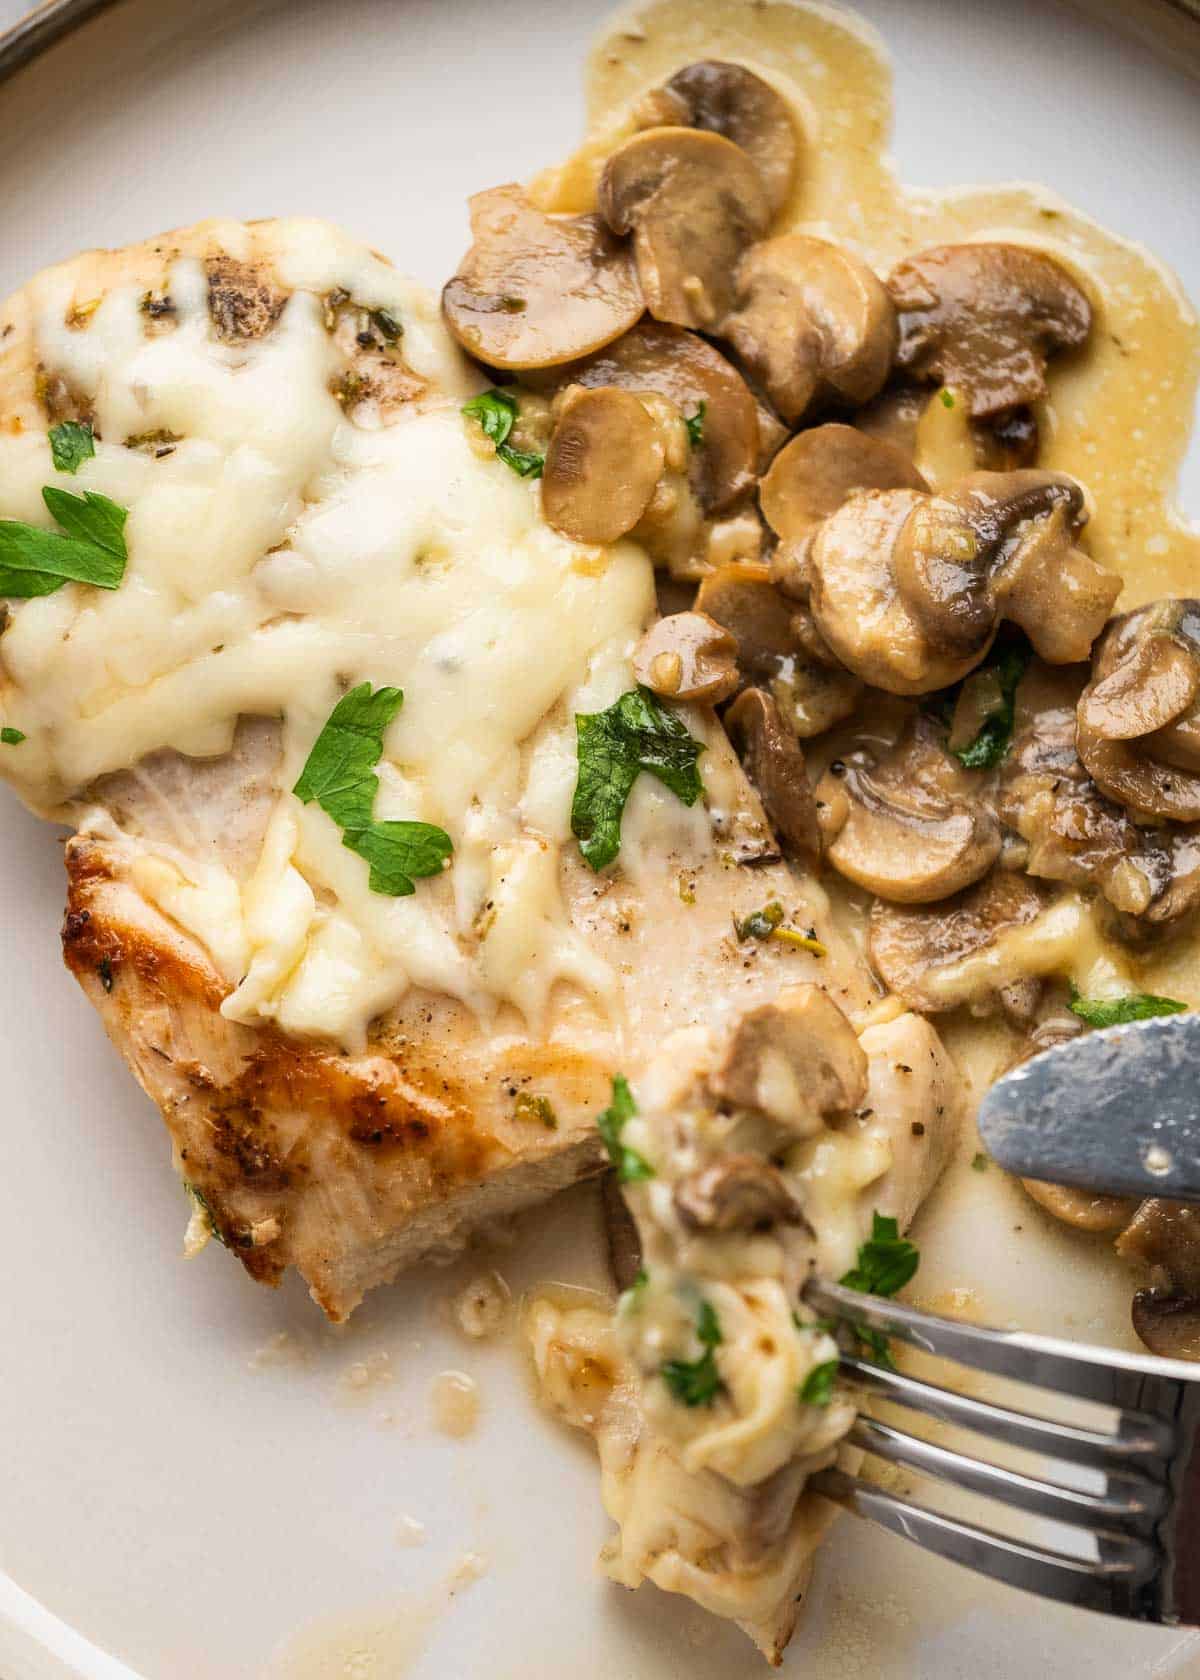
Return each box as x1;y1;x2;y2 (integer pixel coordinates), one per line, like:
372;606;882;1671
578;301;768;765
976;1011;1200;1203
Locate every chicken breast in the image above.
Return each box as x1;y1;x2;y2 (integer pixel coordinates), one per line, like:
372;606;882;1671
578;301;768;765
0;218;880;1318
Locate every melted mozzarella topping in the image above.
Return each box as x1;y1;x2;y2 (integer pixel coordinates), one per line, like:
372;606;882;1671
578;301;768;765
0;220;665;1046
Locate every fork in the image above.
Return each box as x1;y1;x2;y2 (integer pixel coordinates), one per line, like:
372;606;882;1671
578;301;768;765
802;1277;1200;1624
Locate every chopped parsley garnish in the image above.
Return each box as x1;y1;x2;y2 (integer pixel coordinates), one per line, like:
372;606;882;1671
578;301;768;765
571;686;704;871
595;1074;654;1183
951;641;1029;770
48;419;95;474
1068;986;1186;1029
514;1091;557;1129
370;307;403;343
662;1299;723;1407
834;1212;920;1369
0;486;128;597
292;683;452;897
798;1358;839;1407
684;401;706;448
734;901;827;954
971;1151;989;1172
939;389;956;409
0;726;25;745
462;388;545;479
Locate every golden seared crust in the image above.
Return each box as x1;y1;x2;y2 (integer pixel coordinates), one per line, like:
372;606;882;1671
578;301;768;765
62;831;609;1317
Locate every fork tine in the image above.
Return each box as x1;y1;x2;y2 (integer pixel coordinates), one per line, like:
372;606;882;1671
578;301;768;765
848;1415;1165;1531
805;1278;1192;1428
811;1466;1160;1615
842;1356;1165;1469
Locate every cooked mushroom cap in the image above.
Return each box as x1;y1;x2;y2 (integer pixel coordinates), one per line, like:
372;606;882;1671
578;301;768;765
633;610;739;704
659;61;798;216
760;423;928;559
1119;1199;1200;1359
894;470;1117;666
673;1153;807;1232
1021;1180;1138;1233
816;715;1002;903
723;235;897;425
1077;601;1200;822
442;185;644;370
1130;1290;1200;1361
708;983;868;1134
695;561;797;674
807;488;983;694
599;128;771;330
869;871;1048;1013
541;386;664;543
724;686;821;862
888;242;1092;418
559;321;760;511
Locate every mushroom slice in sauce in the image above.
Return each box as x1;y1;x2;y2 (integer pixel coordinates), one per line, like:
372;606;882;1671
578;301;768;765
1118;1200;1200;1361
708;983;868;1136
760;422;927;596
1077;600;1200;823
815;714;1001;903
638;60;799;218
633;610;739;704
541;385;665;543
723;686;821;862
553;320;760;512
869;871;1049;1014
856;384;1040;482
722;236;897;425
598;128;771;331
442;184;644;370
1021;1179;1138;1234
673;1153;809;1233
887;242;1092;418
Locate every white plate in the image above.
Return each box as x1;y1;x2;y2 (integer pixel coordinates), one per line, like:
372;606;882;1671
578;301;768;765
2;2;1200;1676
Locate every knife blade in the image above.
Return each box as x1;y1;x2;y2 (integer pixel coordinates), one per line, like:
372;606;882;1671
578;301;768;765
976;1011;1200;1203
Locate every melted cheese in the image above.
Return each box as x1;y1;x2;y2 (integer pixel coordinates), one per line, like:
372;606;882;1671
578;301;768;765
0;220;663;1047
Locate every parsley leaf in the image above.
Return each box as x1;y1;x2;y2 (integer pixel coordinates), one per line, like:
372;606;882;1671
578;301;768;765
684;401;706;448
462;388;545;479
662;1300;723;1407
799;1358;839;1407
0;487;128;597
1068;987;1186;1029
0;727;25;745
48;419;95;474
841;1212;920;1297
595;1074;654;1182
293;683;453;896
572;687;705;871
952;642;1029;770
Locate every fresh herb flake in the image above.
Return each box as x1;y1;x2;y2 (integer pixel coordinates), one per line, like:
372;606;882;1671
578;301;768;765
0;486;128;597
462;388;543;478
950;642;1029;771
662;1299;723;1407
1068;987;1186;1029
370;307;403;342
940;389;955;409
799;1358;839;1407
735;901;785;940
596;1074;654;1183
514;1091;558;1129
971;1151;989;1172
0;726;25;745
572;687;704;871
293;683;452;896
48;419;95;474
684;401;706;448
840;1212;920;1298
496;442;544;479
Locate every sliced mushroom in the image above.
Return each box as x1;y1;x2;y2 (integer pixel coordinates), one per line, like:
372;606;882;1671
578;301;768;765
601;1170;643;1293
815;714;1001;903
1021;1179;1139;1233
760;423;927;593
1077;600;1200;822
206;256;287;343
633;610;739;703
673;1153;808;1232
856;384;1040;479
722;236;897;424
598;128;771;330
1118;1199;1200;1361
708;983;868;1134
869;871;1049;1013
541;385;664;543
724;686;821;862
646;61;799;217
442;185;644;370
888;243;1092;418
554;320;760;511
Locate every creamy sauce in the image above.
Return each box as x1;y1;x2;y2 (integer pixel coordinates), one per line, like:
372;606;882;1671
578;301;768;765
430;1369;481;1437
